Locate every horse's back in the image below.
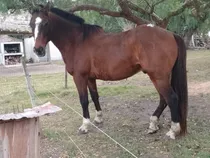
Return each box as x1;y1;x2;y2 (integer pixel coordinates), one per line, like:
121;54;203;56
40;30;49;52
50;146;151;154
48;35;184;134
80;25;178;80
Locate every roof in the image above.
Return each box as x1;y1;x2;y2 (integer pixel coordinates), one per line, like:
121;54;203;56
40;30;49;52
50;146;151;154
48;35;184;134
0;35;22;42
0;11;32;35
0;102;62;121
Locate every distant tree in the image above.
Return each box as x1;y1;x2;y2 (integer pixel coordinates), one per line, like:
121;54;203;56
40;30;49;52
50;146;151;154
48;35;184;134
0;0;209;47
67;0;210;47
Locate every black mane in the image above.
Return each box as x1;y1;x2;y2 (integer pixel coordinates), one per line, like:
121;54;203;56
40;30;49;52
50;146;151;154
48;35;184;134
50;7;103;39
50;7;85;25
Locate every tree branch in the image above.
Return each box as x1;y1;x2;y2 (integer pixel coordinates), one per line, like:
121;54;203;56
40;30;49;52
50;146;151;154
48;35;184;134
150;0;166;14
69;5;122;17
117;0;132;15
162;0;193;24
127;1;162;24
70;3;149;25
204;1;210;10
69;0;205;28
116;0;149;25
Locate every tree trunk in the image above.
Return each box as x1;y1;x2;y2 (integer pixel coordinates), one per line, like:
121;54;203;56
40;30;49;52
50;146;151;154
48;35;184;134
183;29;196;49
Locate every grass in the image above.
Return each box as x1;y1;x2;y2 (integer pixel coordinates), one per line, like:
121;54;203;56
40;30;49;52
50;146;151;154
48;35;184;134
0;49;210;157
187;49;210;82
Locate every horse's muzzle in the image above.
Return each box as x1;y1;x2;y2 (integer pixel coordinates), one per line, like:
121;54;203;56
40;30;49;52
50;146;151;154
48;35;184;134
33;47;46;57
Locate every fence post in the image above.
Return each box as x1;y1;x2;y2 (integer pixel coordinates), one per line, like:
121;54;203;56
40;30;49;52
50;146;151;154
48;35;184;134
0;103;62;158
65;66;68;89
22;38;35;107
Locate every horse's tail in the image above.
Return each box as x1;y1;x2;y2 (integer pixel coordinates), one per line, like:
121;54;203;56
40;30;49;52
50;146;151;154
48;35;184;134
172;34;188;134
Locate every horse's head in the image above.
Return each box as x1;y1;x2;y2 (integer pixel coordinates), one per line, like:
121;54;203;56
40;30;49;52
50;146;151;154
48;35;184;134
30;4;51;57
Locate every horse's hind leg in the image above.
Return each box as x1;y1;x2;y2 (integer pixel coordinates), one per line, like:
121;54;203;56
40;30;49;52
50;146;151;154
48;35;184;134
150;76;181;139
148;94;167;134
88;79;103;124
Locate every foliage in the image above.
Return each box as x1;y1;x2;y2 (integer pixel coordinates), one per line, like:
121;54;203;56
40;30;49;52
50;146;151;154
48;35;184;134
0;0;209;35
54;0;123;32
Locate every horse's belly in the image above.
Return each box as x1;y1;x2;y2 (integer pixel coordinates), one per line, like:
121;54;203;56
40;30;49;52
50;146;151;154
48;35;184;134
92;64;141;81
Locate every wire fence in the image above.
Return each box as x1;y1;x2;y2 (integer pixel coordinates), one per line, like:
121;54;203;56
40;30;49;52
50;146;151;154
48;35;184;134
2;53;210;157
0;60;140;158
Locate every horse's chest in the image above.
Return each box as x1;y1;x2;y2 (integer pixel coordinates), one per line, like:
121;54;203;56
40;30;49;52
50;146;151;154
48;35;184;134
65;64;74;75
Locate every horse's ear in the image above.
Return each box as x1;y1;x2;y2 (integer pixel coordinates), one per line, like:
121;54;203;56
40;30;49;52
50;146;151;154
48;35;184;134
29;8;34;14
28;4;42;14
45;1;53;12
39;2;53;16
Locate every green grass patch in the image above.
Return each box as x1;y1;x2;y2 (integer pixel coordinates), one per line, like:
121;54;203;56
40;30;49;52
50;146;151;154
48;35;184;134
1;50;210;157
187;50;210;82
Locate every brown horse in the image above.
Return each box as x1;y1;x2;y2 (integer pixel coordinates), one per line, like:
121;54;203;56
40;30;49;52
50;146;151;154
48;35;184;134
30;4;188;139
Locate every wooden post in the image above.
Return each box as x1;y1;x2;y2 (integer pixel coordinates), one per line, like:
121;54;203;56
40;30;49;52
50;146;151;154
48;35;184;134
65;67;68;89
0;102;62;158
46;43;51;63
192;35;195;48
0;118;40;158
22;38;35;107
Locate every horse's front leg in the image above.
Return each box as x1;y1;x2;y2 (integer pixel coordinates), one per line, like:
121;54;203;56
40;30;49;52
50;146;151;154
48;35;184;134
73;74;90;134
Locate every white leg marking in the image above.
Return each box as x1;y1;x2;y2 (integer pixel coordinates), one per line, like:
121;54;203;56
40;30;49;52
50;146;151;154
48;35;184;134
34;17;42;41
94;110;103;124
148;116;159;134
79;118;90;133
166;122;181;139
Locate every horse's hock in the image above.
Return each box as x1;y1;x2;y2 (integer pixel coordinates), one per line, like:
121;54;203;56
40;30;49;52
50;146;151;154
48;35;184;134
0;102;61;158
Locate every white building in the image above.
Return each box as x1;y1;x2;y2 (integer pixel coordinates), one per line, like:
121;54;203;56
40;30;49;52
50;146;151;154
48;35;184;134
24;37;62;63
0;35;62;65
0;11;62;65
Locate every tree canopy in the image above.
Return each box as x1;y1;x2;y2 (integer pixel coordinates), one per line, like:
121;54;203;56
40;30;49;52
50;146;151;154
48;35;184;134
0;0;209;45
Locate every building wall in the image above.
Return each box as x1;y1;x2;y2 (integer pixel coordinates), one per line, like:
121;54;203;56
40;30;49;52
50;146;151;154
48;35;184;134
48;41;62;61
24;37;39;63
24;37;62;62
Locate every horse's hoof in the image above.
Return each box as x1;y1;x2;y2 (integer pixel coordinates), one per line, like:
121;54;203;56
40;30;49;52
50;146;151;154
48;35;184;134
93;120;103;128
166;122;181;139
78;127;88;134
148;116;159;134
93;120;103;124
166;130;176;139
94;111;103;125
94;117;103;124
79;124;89;134
147;128;158;134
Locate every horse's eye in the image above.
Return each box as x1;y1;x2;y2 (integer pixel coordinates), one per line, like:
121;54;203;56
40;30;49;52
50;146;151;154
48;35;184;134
42;21;48;26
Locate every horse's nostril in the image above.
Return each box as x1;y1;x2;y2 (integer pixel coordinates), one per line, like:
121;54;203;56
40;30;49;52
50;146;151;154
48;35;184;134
40;47;44;52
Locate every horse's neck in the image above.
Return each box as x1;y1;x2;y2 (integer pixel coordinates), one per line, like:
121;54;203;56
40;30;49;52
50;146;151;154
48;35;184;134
49;14;82;66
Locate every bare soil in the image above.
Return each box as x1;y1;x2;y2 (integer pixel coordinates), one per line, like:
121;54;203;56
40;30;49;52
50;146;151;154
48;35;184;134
1;50;210;157
0;63;64;77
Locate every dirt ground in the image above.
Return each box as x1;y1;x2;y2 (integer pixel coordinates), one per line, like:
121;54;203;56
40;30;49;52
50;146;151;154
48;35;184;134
1;50;210;157
38;75;210;158
0;62;65;77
